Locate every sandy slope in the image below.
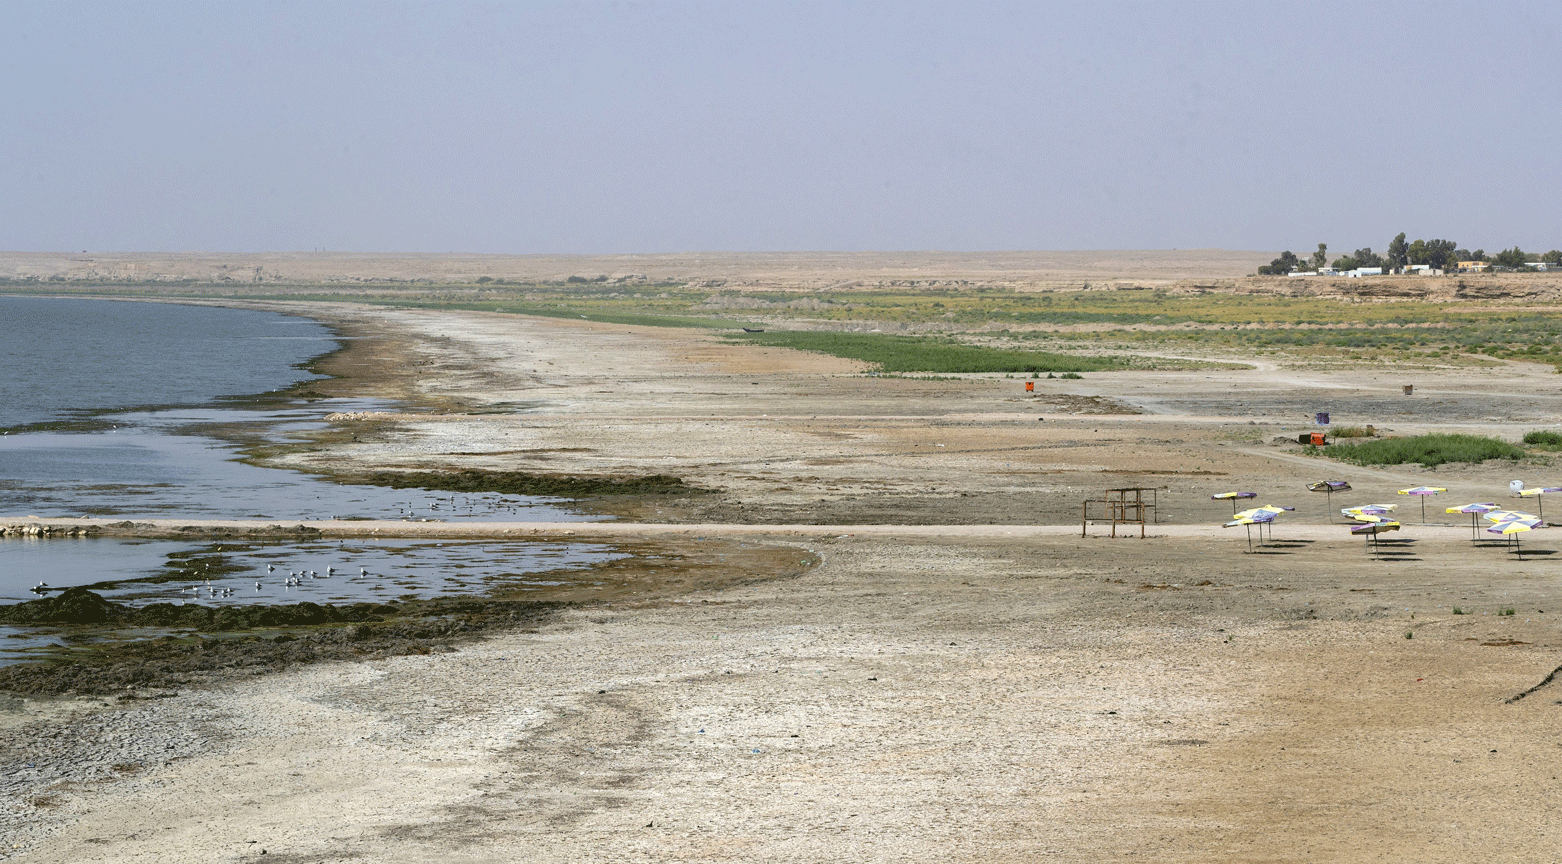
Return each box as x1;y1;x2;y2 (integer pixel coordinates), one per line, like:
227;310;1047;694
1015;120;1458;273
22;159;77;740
7;306;1562;862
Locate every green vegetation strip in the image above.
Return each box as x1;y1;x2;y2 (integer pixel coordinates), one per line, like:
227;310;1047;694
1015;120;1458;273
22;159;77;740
352;469;695;496
26;281;1562;369
728;331;1135;373
1325;433;1526;468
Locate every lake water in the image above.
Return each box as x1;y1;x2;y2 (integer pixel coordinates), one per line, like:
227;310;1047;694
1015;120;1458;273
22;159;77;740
0;297;608;653
0;296;333;429
0;536;622;606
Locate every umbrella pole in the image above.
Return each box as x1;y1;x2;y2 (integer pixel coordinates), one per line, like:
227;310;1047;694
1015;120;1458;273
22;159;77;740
1421;497;1427;523
1246;524;1252;551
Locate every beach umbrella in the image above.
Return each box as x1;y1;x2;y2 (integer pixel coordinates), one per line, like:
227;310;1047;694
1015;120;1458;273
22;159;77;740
1446;502;1500;539
1224;510;1275;550
1487;519;1541;560
1307;480;1352;521
1234;505;1293;545
1351;519;1401;556
1484;509;1538;525
1343;503;1397;523
1212;491;1258;513
1398;486;1447;523
1518;486;1562;518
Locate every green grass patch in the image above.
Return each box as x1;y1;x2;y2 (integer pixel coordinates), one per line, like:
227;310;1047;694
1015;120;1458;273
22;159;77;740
1324;433;1525;468
727;331;1136;373
1523;430;1562;447
31;281;1562;370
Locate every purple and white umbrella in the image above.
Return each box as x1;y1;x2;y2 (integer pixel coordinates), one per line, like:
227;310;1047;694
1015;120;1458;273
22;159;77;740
1212;491;1258;514
1308;480;1352;521
1397;486;1447;523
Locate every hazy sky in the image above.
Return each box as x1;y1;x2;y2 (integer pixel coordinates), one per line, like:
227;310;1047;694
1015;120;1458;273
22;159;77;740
3;1;1559;254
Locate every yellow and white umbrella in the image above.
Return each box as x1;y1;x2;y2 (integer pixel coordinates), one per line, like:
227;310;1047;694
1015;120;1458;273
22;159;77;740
1518;486;1562;518
1343;503;1397;523
1487;518;1542;560
1446;502;1499;539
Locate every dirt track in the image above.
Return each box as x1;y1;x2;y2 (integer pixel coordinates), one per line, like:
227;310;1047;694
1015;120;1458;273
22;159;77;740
7;305;1562;862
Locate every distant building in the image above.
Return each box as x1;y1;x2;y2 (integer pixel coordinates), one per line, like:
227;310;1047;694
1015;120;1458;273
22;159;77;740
1406;264;1442;275
1317;266;1339;276
1347;267;1383;278
1457;260;1490;272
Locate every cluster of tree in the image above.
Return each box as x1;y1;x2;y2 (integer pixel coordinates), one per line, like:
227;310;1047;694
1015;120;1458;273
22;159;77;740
1258;234;1562;275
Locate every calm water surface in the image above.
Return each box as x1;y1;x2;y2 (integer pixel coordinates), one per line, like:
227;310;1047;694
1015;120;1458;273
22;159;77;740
0;296;332;429
0;298;608;652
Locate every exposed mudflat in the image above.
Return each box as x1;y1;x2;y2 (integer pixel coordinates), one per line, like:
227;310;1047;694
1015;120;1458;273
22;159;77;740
6;303;1562;862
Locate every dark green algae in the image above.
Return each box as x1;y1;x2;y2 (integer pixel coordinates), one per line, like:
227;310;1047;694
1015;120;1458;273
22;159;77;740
0;586;398;629
0;587;562;696
350;469;695;497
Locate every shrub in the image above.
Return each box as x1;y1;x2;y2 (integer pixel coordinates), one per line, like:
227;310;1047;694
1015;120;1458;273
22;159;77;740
1326;433;1525;468
1523;430;1562;447
728;332;1133;374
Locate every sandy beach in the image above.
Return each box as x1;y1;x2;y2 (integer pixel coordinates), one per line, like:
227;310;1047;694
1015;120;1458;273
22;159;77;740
7;299;1562;862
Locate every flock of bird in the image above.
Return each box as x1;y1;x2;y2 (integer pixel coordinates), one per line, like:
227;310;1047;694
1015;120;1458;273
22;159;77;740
29;565;369;599
241;563;372;594
14;490;553;604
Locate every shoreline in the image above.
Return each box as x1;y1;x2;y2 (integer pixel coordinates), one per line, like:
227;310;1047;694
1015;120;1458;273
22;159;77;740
0;513;1508;542
7;299;1562;862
